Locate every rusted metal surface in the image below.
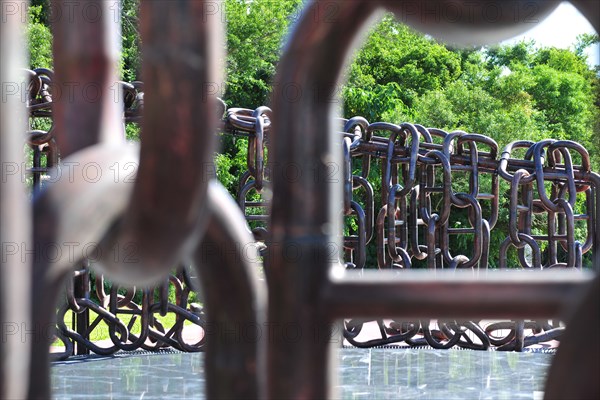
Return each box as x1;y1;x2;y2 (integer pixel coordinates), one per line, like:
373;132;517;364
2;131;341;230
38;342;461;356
53;264;207;358
1;5;31;400
26;1;132;396
224;105;600;354
194;182;265;399
25;74;599;359
50;0;123;158
544;275;600;399
16;1;264;399
26;40;600;400
93;0;222;284
26;71;213;360
1;1;598;400
267;1;599;399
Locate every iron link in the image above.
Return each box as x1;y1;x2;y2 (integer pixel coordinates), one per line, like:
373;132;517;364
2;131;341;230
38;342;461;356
25;75;598;355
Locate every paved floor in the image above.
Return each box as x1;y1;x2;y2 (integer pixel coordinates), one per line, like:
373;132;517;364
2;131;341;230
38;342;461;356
52;348;552;399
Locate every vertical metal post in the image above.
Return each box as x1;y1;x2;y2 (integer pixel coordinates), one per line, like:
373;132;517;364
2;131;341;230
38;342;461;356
0;0;31;398
28;1;121;397
267;2;375;398
50;0;123;158
194;182;266;399
74;261;90;355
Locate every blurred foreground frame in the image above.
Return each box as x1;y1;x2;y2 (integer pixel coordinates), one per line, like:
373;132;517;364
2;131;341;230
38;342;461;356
1;1;599;400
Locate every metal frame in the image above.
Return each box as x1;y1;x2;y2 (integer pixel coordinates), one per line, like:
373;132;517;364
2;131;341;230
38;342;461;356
1;1;598;399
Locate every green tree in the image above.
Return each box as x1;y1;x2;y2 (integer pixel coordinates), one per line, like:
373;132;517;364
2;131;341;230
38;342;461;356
223;0;303;108
27;5;52;69
120;0;141;82
216;0;303;194
344;14;462;121
25;2;600;268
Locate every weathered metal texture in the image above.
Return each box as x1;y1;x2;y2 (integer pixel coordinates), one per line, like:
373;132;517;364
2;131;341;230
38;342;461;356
94;0;223;283
571;0;600;32
1;3;31;399
267;2;376;397
23;75;598;358
4;0;599;399
325;270;593;320
26;2;132;396
29;144;139;399
228;108;599;274
194;182;265;399
379;0;561;46
45;184;266;399
24;1;597;360
18;1;264;399
544;275;599;399
52;264;207;359
267;0;599;399
50;0;123;157
26;69;58;196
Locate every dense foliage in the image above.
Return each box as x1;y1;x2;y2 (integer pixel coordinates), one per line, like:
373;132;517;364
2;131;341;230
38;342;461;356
27;1;600;267
345;15;599;168
26;4;52;69
342;15;599;268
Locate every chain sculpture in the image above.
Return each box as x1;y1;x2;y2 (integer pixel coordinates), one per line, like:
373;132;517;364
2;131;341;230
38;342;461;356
5;2;263;399
225;107;597;351
25;64;598;356
25;69;211;359
3;1;599;400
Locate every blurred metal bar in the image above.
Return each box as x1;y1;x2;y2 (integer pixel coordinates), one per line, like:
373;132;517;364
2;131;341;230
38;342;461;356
96;0;223;284
267;1;376;398
269;1;598;399
325;271;593;320
28;0;224;398
50;0;123;157
0;1;31;398
545;275;599;399
28;144;139;400
194;182;266;399
27;2;122;397
571;0;600;32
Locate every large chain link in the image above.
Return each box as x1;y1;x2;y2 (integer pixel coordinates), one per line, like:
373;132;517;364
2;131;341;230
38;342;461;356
26;72;597;354
224;107;598;351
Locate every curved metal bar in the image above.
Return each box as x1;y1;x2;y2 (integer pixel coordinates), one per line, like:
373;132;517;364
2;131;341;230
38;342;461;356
194;182;265;400
0;7;30;400
378;0;560;46
570;0;600;32
267;3;377;396
28;143;139;399
50;0;123;157
95;0;223;284
544;276;599;399
268;0;569;398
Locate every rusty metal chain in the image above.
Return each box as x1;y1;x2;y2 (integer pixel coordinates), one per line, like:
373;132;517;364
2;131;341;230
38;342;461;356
343;122;594;350
52;266;205;360
224;110;595;271
224;109;598;352
26;71;597;354
223;107;272;244
25;71;207;358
